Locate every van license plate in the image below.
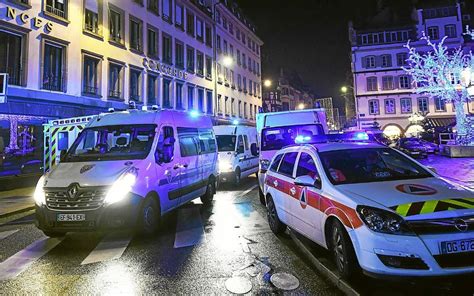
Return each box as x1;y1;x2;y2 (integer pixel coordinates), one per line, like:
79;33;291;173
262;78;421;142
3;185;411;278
57;214;86;222
440;239;474;254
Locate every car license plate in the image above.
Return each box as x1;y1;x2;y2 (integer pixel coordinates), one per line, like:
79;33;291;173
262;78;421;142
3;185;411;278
440;239;474;254
57;214;86;222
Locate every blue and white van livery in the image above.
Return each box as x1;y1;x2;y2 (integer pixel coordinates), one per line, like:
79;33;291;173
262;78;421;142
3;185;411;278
34;109;218;237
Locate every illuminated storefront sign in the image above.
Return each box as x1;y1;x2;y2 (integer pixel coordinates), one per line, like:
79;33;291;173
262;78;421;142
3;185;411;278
5;6;53;32
143;58;189;80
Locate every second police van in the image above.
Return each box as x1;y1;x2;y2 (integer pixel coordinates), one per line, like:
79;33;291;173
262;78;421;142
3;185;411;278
214;125;259;184
34;109;218;237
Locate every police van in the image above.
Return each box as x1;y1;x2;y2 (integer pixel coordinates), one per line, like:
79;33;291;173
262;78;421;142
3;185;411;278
213;125;259;184
34;109;218;237
256;109;328;204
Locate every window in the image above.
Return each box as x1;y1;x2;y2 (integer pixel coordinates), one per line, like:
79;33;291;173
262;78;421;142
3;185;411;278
178;127;199;157
162;0;172;22
218;95;223;114
186;46;195;73
249;80;253;95
83;55;100;96
243;135;249;150
242;53;246;68
84;9;99;35
365;56;376;68
428;26;439;40
187;85;194;109
399;75;411;89
163;78;171;108
231;98;235;116
175;3;184;29
381;54;392;67
237;49;241;65
236;136;244;153
242;33;246;45
278;152;298;177
418;97;428;113
236;28;241;41
147;0;159;14
175;40;184;69
224;96;229;115
435;97;446;111
46;0;67;19
198;128;217;154
296;153;319;179
366;77;377;91
176;82;183;109
43;42;65;92
216;35;221;51
156;126;174;164
400;98;412;113
109;62;123;99
445;25;456;38
382;76;394;90
396;53;408;66
223;40;228;54
230;44;234;58
147;74;158;105
129;68;142;102
368;100;379;115
230;70;235;87
244;102;248;119
130;18;143;52
0;31;25;86
269;153;283;172
205;24;212;47
186;11;195;36
109;8;123;44
206;91;213;114
243;77;247;92
162;33;172;65
217;63;222;82
205;55;212;79
222;17;228;30
196;51;204;76
238;100;242;117
147;27;158;58
384;99;395;114
196;18;203;41
229;22;233;35
198;88;204;112
237;74;242;90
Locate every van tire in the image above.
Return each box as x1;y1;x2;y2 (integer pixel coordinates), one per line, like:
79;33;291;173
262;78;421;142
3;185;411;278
43;231;66;238
234;168;241;186
266;195;286;235
259;186;266;205
138;196;160;236
329;219;358;280
200;179;215;206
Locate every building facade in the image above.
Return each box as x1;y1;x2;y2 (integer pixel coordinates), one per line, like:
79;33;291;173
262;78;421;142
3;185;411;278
350;2;474;138
0;0;262;157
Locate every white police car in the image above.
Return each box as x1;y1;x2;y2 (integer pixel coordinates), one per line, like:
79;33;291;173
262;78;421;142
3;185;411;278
263;142;474;279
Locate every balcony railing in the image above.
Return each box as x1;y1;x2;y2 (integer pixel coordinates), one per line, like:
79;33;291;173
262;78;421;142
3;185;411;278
2;67;23;86
85;23;99;35
46;4;66;19
43;74;65;92
83;85;98;95
109;89;121;98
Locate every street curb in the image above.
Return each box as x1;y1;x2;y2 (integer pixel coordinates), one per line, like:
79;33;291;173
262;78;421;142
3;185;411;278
289;230;360;296
0;206;35;219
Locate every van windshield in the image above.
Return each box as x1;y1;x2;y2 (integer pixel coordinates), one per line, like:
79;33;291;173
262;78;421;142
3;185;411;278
63;124;156;162
261;124;324;151
216;135;236;152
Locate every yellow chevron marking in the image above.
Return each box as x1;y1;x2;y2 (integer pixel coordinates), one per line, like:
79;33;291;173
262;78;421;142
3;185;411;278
396;203;411;217
443;199;474;209
420;200;438;214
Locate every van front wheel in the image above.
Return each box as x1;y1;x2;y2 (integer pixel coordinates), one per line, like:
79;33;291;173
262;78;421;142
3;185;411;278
138;197;160;236
200;179;215;206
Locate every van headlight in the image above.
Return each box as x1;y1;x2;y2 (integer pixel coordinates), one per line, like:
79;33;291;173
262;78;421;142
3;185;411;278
104;172;137;205
219;160;233;173
34;176;46;206
357;206;414;235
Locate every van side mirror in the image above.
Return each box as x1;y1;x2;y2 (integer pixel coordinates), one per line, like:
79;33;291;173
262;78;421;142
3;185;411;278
250;143;259;156
294;175;322;190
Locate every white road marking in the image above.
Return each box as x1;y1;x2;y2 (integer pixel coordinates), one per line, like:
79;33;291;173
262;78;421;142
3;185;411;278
238;185;258;199
0;236;63;281
0;229;19;241
81;232;132;265
174;207;204;248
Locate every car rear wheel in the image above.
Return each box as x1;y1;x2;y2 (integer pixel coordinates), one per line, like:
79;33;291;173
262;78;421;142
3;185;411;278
200;179;215;206
138;197;160;236
330;220;358;279
43;231;66;238
266;195;286;235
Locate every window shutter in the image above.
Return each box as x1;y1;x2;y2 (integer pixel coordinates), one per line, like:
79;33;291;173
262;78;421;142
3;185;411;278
85;0;99;13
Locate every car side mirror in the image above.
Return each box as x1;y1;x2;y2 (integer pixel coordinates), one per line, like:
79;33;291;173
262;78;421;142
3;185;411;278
295;175;322;189
250;143;259;156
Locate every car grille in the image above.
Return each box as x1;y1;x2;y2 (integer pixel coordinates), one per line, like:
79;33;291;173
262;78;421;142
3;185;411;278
407;216;474;235
434;252;474;268
45;186;108;211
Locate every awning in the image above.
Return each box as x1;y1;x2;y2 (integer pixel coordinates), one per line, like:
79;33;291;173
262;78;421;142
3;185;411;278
425;117;456;127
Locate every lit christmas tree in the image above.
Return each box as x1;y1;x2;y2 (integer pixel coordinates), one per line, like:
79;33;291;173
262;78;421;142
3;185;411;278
403;30;473;145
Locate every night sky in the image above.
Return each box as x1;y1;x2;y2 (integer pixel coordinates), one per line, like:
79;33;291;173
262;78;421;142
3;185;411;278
236;0;421;114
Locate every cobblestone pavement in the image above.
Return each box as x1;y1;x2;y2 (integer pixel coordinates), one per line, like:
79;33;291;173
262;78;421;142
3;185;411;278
419;154;474;187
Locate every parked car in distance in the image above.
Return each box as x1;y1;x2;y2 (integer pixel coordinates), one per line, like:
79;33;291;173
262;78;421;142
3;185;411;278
214;125;259;185
396;138;428;158
21;159;43;174
419;139;439;154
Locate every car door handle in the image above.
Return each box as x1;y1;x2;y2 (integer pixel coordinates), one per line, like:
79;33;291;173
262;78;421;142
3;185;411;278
290;187;296;195
273;180;278;187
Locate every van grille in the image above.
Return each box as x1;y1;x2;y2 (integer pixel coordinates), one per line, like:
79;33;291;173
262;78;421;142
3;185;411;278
45;186;108;211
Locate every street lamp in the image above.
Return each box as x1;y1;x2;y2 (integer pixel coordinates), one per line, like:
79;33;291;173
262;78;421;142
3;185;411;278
341;86;348;93
264;79;272;88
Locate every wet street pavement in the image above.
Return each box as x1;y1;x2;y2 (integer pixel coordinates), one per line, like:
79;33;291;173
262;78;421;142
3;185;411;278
0;176;341;295
418;154;474;187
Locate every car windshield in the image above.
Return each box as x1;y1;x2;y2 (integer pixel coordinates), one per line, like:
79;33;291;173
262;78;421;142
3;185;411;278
64;124;156;162
319;148;432;185
216;135;237;152
261;124;324;151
